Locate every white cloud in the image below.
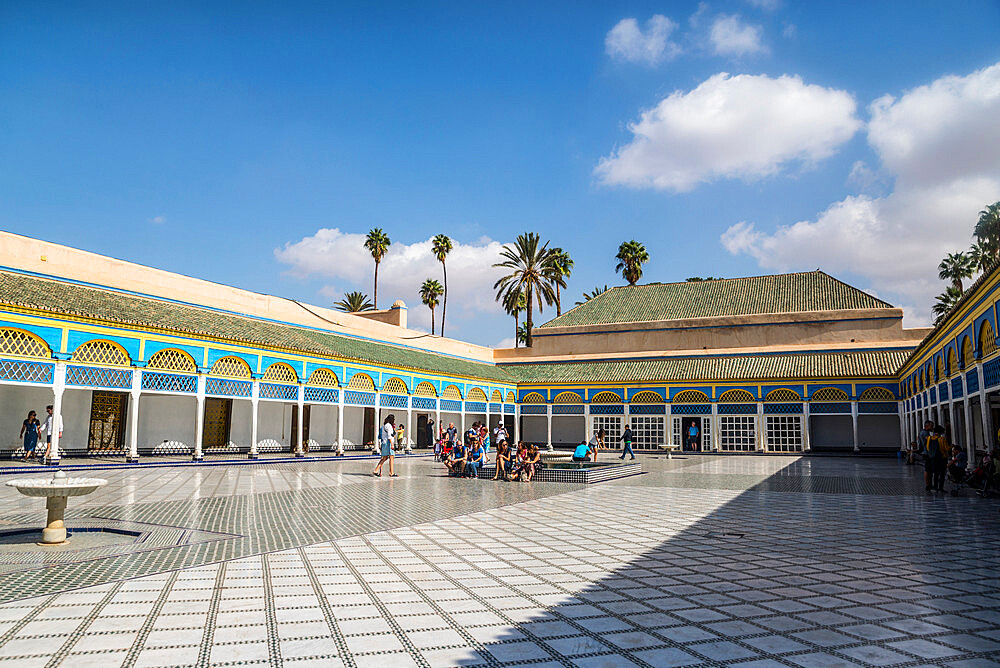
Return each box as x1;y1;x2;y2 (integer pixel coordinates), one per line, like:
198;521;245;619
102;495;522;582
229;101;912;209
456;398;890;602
493;337;516;350
722;62;1000;326
149;215;166;224
605;15;680;65
710;14;767;56
274;229;508;334
595;72;860;192
746;0;780;10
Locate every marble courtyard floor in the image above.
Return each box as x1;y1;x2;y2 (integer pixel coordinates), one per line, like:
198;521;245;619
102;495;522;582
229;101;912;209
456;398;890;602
0;454;997;667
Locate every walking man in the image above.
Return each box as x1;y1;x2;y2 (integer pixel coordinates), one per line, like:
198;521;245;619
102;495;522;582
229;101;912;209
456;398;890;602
42;404;63;464
619;423;635;460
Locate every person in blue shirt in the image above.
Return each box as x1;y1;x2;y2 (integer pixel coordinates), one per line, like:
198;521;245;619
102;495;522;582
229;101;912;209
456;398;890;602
447;442;466;477
465;437;486;478
687;421;700;452
573;441;594;462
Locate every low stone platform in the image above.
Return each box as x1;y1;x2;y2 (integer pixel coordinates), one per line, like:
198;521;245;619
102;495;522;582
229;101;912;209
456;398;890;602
476;460;642;483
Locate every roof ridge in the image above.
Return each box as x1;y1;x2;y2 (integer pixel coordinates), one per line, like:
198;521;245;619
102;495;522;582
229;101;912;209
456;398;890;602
626;269;825;289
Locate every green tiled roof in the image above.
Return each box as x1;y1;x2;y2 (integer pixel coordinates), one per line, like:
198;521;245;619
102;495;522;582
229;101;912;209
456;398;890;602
0;271;511;382
502;350;910;384
541;271;894;328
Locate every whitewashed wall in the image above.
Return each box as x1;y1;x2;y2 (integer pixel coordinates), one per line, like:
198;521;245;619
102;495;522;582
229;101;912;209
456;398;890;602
138;394;196;449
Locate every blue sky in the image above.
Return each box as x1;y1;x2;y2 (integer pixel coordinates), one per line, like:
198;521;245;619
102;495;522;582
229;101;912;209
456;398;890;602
2;1;999;346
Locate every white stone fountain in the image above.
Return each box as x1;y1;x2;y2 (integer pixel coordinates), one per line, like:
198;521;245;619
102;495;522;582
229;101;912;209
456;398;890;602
6;470;107;544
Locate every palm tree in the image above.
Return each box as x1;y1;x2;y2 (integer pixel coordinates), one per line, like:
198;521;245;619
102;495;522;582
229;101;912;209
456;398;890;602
576;285;609;306
974;201;1000;259
516;322;529;347
932;285;963;325
969;239;996;274
493;232;557;348
364;228;391;309
615;240;649;286
432;234;453;336
334;291;374;313
419;279;444;335
503;289;526;348
547;248;573;316
938;252;974;294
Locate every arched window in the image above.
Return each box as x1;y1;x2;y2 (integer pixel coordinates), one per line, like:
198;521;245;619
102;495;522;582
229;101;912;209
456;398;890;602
630;391;662;404
590;391;621;404
307;368;340;387
0;328;51;359
146;349;197;373
859;387;895;401
980;321;997;358
262;362;298;383
718;389;755;403
810;387;848;401
209;356;252;378
520;392;545;404
466;387;488;402
672;389;710;403
72;340;130;367
414;381;437;397
441;385;463;400
948;349;957;376
962;336;974;367
491;390;503;403
506;391;516;403
347;373;375;391
937;357;945;380
765;388;800;402
553;391;582;404
382;377;409;395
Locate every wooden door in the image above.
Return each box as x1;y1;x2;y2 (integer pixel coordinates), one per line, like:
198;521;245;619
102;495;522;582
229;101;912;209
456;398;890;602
363;407;376;446
204;398;232;449
88;391;127;451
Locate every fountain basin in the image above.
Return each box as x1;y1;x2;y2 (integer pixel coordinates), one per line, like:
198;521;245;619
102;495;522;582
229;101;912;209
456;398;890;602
6;471;107;544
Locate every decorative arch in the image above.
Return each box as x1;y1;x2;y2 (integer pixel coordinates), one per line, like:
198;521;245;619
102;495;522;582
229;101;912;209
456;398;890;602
441;384;463;400
262;362;298;383
414;381;437;397
590;391;621;404
630;390;662;404
307;368;340;387
810;387;848;401
859;386;895;402
980;320;997;358
491;390;503;403
382;377;409;395
72;340;130;367
146;348;197;373
347;373;375;391
209;356;252;378
0;328;51;359
948;348;957;376
520;392;545;404
718;389;755;403
672;389;711;403
961;336;974;367
553;391;583;404
765;388;800;402
466;387;488;402
506;391;516;403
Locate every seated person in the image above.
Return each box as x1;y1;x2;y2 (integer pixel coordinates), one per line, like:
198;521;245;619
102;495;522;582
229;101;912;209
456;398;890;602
493;440;510;480
572;441;593;462
522;444;541;481
948;444;968;482
465;437;485;478
446;442;466;476
906;441;918;465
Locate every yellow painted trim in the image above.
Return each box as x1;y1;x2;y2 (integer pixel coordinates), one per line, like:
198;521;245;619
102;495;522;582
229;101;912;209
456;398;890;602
138;338;146;362
60;327;68;354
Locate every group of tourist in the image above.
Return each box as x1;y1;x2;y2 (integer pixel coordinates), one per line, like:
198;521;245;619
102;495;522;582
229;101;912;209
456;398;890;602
908;419;1000;495
17;406;61;463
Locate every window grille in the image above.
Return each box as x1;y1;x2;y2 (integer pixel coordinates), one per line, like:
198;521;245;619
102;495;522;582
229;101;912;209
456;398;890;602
553;391;582;404
717;389;755;403
765;388;800;402
506;391;516;403
672;389;710;403
720;416;756;451
592;416;622;446
413;381;437;397
72;340;130;367
307;368;339;387
590;391;621;404
0;328;50;359
347;373;375;391
962;337;974;367
630;390;661;404
858;387;895;401
981;321;997;358
466;387;487;402
382;377;408;395
810;387;848;401
628;416;665;449
520;392;544;404
491;390;503;403
441;384;463;400
765;415;803;452
209;356;251;379
262;363;298;383
146;349;196;373
672;417;682;446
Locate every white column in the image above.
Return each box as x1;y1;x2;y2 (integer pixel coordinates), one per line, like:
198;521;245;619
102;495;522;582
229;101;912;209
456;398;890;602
336;389;345;454
47;361;66;465
406;397;413;452
374;390;381;453
546;404;552;447
459;402;465;437
249;379;259;459
127;368;142;463
964;394;975;463
756;402;765;452
584;403;591;445
295;384;305;457
666;404;673;446
193;374;205;461
851;400;860;453
897;402;905;454
802;401;811;452
514;403;520;443
711;402;719;451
